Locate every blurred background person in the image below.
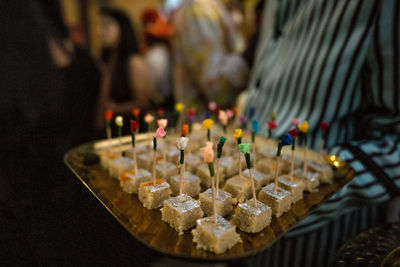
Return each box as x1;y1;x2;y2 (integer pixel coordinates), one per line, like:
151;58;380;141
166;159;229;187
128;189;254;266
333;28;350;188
96;7;153;131
171;0;249;111
142;8;174;110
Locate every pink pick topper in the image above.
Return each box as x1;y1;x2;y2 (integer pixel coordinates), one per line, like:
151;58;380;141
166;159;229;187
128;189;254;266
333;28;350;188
292;117;299;126
226;109;234;119
154;127;166;138
218;110;228;125
208;101;217;111
200;142;214;163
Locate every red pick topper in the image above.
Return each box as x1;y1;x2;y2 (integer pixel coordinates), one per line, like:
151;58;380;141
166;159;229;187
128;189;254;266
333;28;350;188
187;108;196;116
268;120;277;130
233;107;239;115
320;122;330;132
130;119;139;132
157;108;166;116
288;128;298;138
181;124;189;137
105;110;113;121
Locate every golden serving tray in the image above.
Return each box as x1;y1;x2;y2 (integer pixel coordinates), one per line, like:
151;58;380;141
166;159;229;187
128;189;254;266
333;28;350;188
64;133;354;261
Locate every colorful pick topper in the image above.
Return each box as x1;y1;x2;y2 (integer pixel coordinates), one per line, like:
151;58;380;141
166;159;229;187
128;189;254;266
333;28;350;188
175;102;184;113
239;143;252;169
157;108;166;116
226;109;234;119
154;127;166;138
157;118;168;129
320;121;330;132
271;113;278;120
176;137;189;150
298;121;308;133
105;110;113;121
202;119;214;129
249;107;255;117
268;120;277;130
208;101;217;111
130;119;139;132
115;116;123;127
238;143;251;154
132;108;141;118
233;107;239;115
144;114;155;124
289;128;299;138
218;110;228;126
217;136;227;159
292;117;299;126
181;124;189;137
233;128;243;142
187;108;196;116
277;133;293;157
252;120;259;133
188;114;196;123
200;142;214;163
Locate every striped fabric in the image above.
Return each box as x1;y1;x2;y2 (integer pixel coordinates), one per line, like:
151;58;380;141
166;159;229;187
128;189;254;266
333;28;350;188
245;0;400;265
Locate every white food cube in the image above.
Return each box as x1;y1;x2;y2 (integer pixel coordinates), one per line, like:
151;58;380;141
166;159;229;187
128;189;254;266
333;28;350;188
161;194;204;234
219;156;239;178
98;151;117;169
138;179;171;210
258;183;292;217
185;153;202;173
108;157;135;179
280;153;302;173
119;169;151;194
293;169;320;192
156;161;178;179
192;215;242;254
137;152;154;170
199;189;233;217
223;175;252;203
277;175;305;203
123;143;147;159
232;199;272;233
167;171;201;197
256;157;278;175
256;148;275;159
307;162;334;184
242;169;271;190
165;147;180;163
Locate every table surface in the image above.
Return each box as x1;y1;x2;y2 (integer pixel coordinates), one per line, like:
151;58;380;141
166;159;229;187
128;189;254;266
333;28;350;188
64;133;355;261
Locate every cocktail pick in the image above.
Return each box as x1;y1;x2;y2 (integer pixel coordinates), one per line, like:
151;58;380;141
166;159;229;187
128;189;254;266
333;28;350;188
157;108;166;118
200;142;216;223
177;136;189;196
215;136;227;194
239;115;247;130
187;108;196;133
202;119;214;141
274;133;293;192
115;116;123;157
144;114;155;132
233;129;243;178
105;110;113;150
152;127;167;185
130;119;139;175
239;143;257;206
175;102;185;132
288;128;299;180
251;120;259;166
298;121;309;172
157;118;168;172
320;122;329;163
218;110;228;134
268;120;277;138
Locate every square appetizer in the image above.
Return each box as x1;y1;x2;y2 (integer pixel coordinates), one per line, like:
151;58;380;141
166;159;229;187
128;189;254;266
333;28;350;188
165;146;181;163
232;199;272;233
167;171;201;197
137;152;155;170
98;150;117;169
119;169;152;194
108;157;135;179
256;157;278;175
138;179;171;210
223;175;252;203
123;143;147;159
155;161;178;179
242;168;271;190
258;183;292;217
185;153;202;173
307;161;334;184
219;156;239;178
199;189;233;217
277;175;305;203
161;194;204;235
293;169;320;192
192;215;242;254
196;163;225;188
